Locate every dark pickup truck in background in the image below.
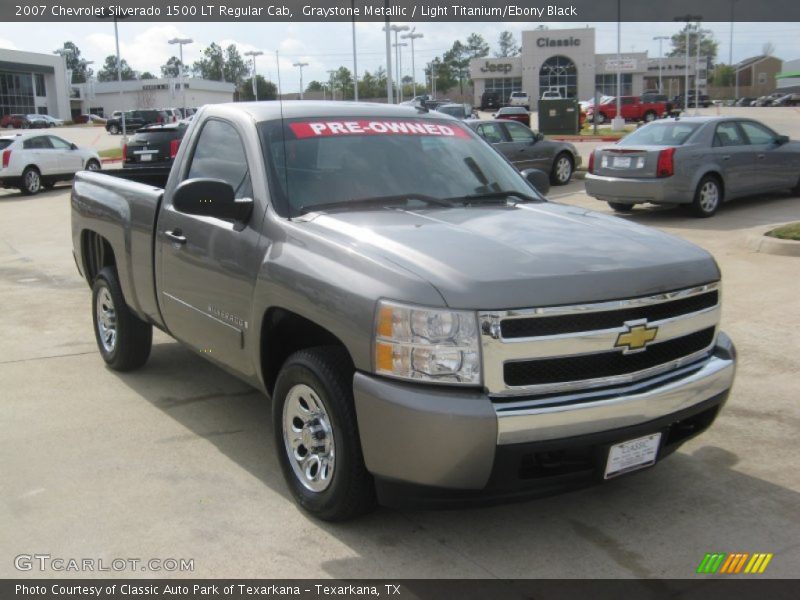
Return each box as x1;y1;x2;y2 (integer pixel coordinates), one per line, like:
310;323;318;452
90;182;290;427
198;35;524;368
72;102;736;520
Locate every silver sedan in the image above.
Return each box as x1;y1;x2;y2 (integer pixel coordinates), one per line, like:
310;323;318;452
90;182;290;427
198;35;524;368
585;117;800;217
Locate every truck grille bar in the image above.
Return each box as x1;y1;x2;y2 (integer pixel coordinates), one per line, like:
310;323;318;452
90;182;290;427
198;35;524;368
479;283;720;397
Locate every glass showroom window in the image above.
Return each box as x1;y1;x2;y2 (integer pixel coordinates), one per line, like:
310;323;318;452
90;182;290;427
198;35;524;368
0;72;36;116
484;77;522;103
594;74;633;96
34;73;46;97
539;56;578;98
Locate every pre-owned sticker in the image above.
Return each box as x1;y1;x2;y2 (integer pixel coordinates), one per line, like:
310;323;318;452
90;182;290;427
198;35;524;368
289;120;470;139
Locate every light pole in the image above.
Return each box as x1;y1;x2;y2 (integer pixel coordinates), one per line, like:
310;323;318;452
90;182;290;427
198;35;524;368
327;70;337;101
393;42;408;102
244;50;264;100
612;0;624;131
694;26;702;115
293;62;308;99
384;24;409;103
401;29;424;98
351;0;358;101
168;37;193;116
674;15;702;114
653;36;669;93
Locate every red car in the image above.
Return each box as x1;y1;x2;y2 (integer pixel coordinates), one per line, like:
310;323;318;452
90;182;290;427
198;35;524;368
586;96;667;124
493;106;530;126
1;114;28;128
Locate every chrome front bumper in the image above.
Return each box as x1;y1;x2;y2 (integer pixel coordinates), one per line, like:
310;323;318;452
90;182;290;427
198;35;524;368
354;334;735;490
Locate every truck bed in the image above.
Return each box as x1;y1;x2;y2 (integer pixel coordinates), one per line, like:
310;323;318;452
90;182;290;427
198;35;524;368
71;169;166;327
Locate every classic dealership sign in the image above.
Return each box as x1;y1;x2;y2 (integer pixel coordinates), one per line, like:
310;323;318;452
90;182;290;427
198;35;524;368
537;37;582;47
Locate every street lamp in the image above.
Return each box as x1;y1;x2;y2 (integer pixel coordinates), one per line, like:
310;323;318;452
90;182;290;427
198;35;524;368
327;69;337;101
653;36;669;93
293;62;308;99
168;37;193;115
384;24;409;103
401;29;424;98
612;0;624;132
244;50;264;101
393;42;408;102
674;15;702;114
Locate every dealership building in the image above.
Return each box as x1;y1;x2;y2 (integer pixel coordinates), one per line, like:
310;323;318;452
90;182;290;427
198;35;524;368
0;47;235;121
470;27;710;105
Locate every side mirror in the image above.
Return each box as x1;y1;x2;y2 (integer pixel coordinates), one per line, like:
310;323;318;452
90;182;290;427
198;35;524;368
70;142;78;150
775;135;789;145
173;178;253;223
534;132;545;142
521;168;550;196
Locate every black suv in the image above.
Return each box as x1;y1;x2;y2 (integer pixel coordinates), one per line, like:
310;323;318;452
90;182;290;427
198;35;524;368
480;91;501;111
106;110;168;134
123;122;188;168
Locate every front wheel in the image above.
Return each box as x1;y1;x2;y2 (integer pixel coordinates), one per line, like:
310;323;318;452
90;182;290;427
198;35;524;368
92;266;152;371
608;201;635;212
273;347;375;521
690;175;723;218
550;153;574;185
85;159;101;172
644;111;656;123
108;124;120;134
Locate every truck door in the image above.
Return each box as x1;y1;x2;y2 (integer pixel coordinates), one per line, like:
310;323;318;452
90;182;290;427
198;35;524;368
738;120;797;190
501;121;549;171
711;121;756;196
156;118;265;377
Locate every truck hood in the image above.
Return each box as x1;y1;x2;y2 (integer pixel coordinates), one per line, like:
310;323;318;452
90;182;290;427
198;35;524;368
302;202;719;309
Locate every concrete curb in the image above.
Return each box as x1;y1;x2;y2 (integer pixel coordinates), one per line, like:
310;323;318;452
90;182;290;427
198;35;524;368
551;136;621;142
746;224;800;257
100;157;122;164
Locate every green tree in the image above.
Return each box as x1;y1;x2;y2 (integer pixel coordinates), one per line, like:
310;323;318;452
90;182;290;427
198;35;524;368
305;80;325;92
96;55;136;82
238;75;277;101
465;33;490;59
333;66;354;99
667;23;718;63
160;56;182;78
710;64;735;86
496;31;520;57
192;43;225;80
139;71;156;80
224;44;249;87
55;41;93;83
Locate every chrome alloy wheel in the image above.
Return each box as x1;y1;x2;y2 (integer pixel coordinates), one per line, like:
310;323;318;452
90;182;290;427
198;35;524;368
555;156;572;183
282;383;335;492
699;180;720;213
25;169;40;193
96;287;117;353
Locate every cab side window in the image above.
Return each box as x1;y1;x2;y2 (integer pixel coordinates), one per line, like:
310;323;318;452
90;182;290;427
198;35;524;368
477;123;505;144
739;121;776;145
186;119;252;199
23;136;53;150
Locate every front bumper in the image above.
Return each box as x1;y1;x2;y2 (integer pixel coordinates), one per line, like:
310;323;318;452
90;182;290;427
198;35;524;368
585;173;689;204
353;333;735;502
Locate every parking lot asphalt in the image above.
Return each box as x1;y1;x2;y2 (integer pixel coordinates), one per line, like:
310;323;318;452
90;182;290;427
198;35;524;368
1;114;800;580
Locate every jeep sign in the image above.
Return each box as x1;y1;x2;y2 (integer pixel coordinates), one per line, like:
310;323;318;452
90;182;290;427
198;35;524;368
479;62;513;74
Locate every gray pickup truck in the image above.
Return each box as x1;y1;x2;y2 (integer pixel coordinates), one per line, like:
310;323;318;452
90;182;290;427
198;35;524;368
72;102;736;520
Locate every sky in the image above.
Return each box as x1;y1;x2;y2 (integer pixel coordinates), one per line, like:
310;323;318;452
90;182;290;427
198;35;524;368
0;21;797;93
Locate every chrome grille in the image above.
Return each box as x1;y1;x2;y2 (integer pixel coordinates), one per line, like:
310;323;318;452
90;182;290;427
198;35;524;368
479;283;720;397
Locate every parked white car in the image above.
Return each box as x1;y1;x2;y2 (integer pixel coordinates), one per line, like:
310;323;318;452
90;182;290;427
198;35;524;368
163;108;182;123
508;91;531;110
541;90;563;100
0;132;101;195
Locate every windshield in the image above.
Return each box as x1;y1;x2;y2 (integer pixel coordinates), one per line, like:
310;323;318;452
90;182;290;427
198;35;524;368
617;122;702;146
259;117;540;216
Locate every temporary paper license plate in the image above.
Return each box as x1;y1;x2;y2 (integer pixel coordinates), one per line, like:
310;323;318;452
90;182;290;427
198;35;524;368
139;153;152;161
604;433;661;479
612;156;632;168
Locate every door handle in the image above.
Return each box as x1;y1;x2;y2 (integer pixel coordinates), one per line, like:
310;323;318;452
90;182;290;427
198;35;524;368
722;155;731;161
757;154;766;160
165;230;186;245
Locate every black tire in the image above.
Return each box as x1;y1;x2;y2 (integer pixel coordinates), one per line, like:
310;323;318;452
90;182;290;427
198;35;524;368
85;159;101;172
42;181;55;190
108;124;120;135
91;266;152;371
19;166;41;195
608;201;635;212
643;111;656;123
550;152;574;185
595;112;607;125
690;175;723;218
272;346;376;521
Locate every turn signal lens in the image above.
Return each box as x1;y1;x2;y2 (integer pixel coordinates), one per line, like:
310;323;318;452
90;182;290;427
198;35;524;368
170;138;180;158
657;147;676;177
2;149;11;168
588;150;595;174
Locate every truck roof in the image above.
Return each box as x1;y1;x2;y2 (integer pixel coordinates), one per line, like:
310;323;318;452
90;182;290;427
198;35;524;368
204;100;459;122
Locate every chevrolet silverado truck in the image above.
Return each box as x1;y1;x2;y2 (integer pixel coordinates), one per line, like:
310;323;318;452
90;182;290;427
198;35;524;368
71;102;736;521
588;96;668;124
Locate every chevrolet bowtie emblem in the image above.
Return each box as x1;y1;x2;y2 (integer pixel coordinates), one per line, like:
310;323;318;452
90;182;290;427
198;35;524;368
615;322;658;353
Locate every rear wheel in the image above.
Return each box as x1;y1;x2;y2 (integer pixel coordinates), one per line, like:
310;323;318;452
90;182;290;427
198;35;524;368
19;167;41;195
595;112;607;125
643;111;656;123
91;266;152;371
108;124;120;135
608;202;635;212
550;153;574;185
273;347;376;521
690;175;723;218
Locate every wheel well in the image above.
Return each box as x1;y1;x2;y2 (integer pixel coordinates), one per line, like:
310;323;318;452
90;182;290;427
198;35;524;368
81;230;116;284
260;308;350;395
23;164;40;174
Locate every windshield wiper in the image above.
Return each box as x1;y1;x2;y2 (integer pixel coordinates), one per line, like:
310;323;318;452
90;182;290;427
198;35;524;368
298;194;455;214
445;190;540;205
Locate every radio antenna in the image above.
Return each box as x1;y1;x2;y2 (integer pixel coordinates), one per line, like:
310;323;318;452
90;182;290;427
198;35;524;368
276;50;291;218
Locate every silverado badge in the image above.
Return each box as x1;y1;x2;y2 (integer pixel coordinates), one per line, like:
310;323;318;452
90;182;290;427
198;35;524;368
615;322;658;353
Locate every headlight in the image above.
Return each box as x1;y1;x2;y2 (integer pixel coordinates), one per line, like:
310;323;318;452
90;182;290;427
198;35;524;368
374;300;481;385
